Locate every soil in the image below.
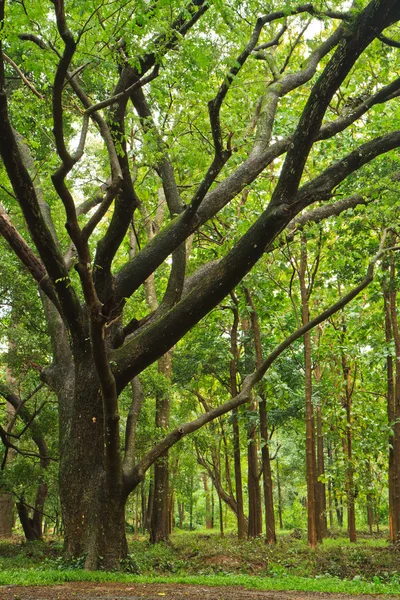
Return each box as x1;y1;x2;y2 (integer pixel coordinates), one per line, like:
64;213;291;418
0;583;385;600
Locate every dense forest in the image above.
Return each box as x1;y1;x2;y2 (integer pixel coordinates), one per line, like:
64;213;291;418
0;0;400;575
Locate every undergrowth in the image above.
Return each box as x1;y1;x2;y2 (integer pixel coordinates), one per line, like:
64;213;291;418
0;530;399;595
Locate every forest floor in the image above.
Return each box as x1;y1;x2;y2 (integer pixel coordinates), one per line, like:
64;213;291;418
1;531;399;598
0;582;389;600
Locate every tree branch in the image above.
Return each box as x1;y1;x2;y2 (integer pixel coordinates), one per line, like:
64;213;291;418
123;231;391;492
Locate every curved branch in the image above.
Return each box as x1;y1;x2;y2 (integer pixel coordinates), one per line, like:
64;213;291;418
123;232;390;492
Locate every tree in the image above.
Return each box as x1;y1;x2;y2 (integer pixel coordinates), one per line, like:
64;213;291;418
0;0;399;568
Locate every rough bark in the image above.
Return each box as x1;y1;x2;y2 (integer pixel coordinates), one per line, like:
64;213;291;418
0;494;13;538
59;351;127;570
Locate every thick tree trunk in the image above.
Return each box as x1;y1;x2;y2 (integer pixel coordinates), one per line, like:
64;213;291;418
59;353;127;570
0;397;15;538
0;494;13;538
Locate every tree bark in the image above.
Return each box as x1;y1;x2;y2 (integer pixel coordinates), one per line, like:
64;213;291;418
0;494;13;538
150;351;172;543
202;473;212;529
299;236;320;547
276;457;284;530
245;288;276;543
316;402;327;537
338;309;356;543
230;296;246;538
385;255;400;542
59;351;127;570
259;396;277;544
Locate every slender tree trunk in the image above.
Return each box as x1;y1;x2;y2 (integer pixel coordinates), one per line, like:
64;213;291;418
202;472;212;529
385;256;400;542
169;492;174;534
276;457;284;530
147;478;154;531
211;482;215;528
316;403;327;538
314;348;327;539
219;494;224;538
178;502;184;529
189;474;194;531
366;494;374;535
150;352;172;543
230;295;246;538
260;396;276;543
299;237;319;547
245;288;275;542
340;347;356;543
247;425;262;537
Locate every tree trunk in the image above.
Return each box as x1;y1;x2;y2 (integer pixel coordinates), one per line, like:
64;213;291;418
247;423;262;537
384;256;400;542
276;457;284;530
340;344;356;543
299;237;319;547
230;296;246;538
260;396;276;543
0;396;14;538
366;494;374;535
178;501;184;529
59;353;127;570
150;352;172;543
202;472;212;529
316;403;327;538
244;288;273;540
219;494;224;538
0;494;13;538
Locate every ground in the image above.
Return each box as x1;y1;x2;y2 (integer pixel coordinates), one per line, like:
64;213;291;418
0;583;386;600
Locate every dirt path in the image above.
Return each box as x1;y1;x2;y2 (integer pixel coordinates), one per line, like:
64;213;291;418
0;583;387;600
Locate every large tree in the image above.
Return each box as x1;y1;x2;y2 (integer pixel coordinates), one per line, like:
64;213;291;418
0;0;399;568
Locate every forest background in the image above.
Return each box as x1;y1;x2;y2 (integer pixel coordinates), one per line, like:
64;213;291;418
0;0;400;588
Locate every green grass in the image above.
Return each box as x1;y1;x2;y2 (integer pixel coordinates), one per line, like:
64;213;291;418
1;531;400;596
1;570;400;595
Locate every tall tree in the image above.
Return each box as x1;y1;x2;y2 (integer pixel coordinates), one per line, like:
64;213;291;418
0;0;399;568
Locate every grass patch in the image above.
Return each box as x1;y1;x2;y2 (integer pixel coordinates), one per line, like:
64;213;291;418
1;531;400;596
0;570;400;595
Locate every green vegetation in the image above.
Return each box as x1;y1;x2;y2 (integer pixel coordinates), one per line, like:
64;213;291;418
1;0;400;583
1;532;400;595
